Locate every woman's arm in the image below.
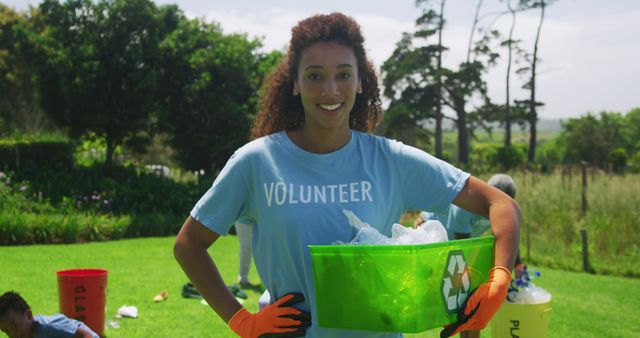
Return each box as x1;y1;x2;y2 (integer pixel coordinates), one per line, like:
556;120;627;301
173;216;243;322
452;176;521;269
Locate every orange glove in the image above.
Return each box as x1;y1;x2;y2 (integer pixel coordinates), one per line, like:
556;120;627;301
228;293;310;338
440;266;511;337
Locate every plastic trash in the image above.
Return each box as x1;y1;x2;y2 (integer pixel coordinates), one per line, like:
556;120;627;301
342;209;448;245
116;305;138;318
510;284;552;304
259;290;271;310
351;226;394;245
342;209;369;229
417;220;449;243
507;266;552;304
153;290;168;302
106;319;120;329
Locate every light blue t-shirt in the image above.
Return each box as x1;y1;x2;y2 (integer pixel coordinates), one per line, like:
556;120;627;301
191;130;470;338
34;314;99;338
422;205;490;240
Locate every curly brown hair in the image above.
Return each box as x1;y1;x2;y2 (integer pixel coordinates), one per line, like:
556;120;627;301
251;12;383;139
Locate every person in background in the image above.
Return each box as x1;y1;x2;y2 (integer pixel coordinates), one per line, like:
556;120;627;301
415;174;517;239
174;12;520;338
234;218;259;289
0;291;99;338
415;173;524;338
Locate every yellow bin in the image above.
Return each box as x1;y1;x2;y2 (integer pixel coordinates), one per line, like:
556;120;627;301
490;301;551;338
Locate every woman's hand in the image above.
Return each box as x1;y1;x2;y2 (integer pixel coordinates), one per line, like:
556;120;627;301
229;293;311;338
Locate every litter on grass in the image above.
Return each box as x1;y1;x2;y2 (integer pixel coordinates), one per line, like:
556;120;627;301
106;319;120;329
153;290;168;302
116;305;138;318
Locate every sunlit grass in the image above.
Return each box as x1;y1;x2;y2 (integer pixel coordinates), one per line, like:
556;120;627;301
512;171;640;277
1;236;637;338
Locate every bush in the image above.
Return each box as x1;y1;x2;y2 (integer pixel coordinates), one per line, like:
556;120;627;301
10;163;206;216
606;148;628;173
0;140;73;172
632;151;640;173
493;144;527;170
0;211;186;245
470;142;528;172
0;164;204;245
536;137;567;172
470;143;499;173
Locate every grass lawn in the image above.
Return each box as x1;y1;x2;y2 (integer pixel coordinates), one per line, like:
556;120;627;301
1;236;638;337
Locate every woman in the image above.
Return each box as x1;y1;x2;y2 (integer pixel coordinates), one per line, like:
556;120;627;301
174;12;520;338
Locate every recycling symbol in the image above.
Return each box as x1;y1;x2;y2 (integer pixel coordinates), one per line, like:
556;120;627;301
441;250;470;314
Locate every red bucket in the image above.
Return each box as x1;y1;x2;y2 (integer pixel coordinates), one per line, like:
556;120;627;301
57;269;108;337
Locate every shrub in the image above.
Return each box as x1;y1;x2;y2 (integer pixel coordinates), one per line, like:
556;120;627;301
0;165;202;245
632;151;640;173
11;163;206;216
0;139;73;172
536;137;567;172
606;148;628;173
0;210;181;245
470;142;527;172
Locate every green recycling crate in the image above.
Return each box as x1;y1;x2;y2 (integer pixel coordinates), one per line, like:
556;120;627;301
309;236;494;333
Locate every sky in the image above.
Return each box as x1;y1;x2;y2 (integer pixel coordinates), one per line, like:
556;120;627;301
5;0;640;120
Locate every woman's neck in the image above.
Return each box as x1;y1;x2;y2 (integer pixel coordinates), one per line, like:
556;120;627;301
287;126;351;154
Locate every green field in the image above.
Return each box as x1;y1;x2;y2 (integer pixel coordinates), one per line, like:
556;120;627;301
505;171;640;277
1;236;638;337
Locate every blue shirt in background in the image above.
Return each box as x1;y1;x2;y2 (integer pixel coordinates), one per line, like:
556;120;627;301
34;314;99;338
421;205;490;240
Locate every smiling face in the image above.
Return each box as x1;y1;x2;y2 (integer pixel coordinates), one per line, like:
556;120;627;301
0;309;33;338
293;41;362;133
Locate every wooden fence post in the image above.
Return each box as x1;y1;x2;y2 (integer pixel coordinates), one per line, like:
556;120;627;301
580;228;591;273
526;220;530;262
581;161;588;216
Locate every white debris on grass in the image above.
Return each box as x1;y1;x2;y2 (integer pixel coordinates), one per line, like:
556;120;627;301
116;305;138;318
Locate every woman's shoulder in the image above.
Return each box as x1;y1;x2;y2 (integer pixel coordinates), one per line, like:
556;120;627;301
234;132;285;157
353;131;414;154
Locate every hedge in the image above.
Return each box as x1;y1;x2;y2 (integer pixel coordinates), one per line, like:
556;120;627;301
0;211;183;245
0;140;73;171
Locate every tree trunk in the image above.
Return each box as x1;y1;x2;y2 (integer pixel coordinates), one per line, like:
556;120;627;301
505;0;516;148
456;105;469;166
528;0;545;163
105;134;115;168
467;0;484;63
435;0;446;159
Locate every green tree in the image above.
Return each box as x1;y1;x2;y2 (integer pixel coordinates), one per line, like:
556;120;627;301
561;114;603;165
600;112;630;152
624;107;640;152
525;0;546;163
441;27;502;166
22;0;172;167
0;4;45;134
606;147;628;173
559;112;629;168
501;0;521;148
0;3;20;133
381;2;444;154
382;1;501;166
516;0;558;163
158;15;277;174
536;136;566;171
